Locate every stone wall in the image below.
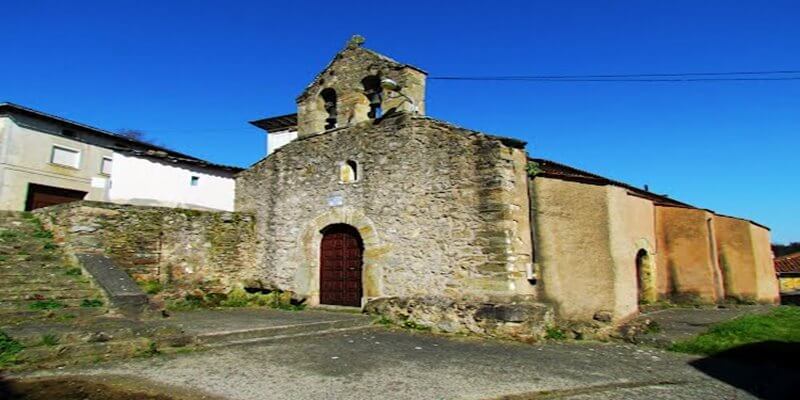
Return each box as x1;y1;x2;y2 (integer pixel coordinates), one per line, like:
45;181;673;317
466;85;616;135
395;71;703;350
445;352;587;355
236;113;535;308
34;201;258;296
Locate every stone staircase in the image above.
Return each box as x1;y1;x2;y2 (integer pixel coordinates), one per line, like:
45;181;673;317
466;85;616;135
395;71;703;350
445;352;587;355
0;211;108;322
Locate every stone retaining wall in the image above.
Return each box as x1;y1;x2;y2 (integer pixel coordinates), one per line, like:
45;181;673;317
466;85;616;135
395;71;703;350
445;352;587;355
34;201;258;297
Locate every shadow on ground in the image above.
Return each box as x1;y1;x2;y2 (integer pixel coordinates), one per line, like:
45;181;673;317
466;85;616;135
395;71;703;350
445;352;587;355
0;375;205;400
689;341;800;399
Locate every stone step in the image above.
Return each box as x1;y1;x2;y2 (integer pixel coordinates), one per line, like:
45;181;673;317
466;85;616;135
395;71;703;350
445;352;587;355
0;289;100;301
13;337;154;369
196;317;374;347
0;307;108;323
4;318;181;348
0;298;99;311
0;263;69;276
0;272;91;288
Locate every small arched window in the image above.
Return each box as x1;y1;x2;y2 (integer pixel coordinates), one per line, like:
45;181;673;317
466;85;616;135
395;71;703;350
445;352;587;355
361;76;382;119
340;160;359;183
320;88;338;129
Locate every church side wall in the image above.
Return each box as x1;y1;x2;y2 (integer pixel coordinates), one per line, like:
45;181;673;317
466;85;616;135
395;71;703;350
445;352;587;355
714;215;759;302
607;188;657;319
530;177;618;322
750;223;780;303
655;206;724;303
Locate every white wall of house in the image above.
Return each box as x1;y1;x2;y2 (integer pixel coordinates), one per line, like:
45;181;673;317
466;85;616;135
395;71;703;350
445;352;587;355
267;129;298;155
108;152;236;211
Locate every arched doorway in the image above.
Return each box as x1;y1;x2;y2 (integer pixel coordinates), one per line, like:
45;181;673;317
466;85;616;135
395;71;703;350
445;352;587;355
635;249;654;303
319;224;364;307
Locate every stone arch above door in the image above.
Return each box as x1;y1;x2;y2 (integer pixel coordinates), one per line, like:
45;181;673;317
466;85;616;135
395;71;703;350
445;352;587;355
296;207;386;307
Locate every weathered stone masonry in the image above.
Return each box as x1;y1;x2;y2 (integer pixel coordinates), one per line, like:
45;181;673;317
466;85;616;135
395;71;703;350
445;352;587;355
236;114;535;309
35;201;258;297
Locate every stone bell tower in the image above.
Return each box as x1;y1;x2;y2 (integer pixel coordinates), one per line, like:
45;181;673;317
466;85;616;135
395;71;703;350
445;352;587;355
295;35;427;138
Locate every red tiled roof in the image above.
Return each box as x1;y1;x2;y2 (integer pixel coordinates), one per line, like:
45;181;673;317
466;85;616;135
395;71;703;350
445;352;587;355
775;252;800;274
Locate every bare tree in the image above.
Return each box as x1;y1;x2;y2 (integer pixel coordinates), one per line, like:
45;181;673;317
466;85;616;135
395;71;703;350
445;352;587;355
116;129;158;145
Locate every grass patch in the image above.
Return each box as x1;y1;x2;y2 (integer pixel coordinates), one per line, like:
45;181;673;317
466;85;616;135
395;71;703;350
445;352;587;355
137;280;163;295
643;320;661;334
0;330;24;366
80;299;104;308
545;326;567;340
29;299;66;310
40;333;59;347
0;230;19;240
136;340;160;358
670;306;800;355
55;313;76;322
65;267;82;276
401;319;431;331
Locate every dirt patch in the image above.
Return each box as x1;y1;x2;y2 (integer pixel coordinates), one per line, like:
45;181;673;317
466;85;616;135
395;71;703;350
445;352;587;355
0;375;222;400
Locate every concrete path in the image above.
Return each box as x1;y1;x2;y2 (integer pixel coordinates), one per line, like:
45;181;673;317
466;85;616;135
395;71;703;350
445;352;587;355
18;327;793;400
166;308;373;346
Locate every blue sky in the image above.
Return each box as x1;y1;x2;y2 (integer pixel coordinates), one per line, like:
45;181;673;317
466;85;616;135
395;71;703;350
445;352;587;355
3;1;798;243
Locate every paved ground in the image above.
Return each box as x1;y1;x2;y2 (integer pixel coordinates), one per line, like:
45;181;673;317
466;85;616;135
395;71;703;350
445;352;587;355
8;306;797;399
167;308;369;336
15;326;793;400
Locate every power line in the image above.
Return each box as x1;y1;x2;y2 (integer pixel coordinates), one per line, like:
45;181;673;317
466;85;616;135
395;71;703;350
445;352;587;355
429;69;800;82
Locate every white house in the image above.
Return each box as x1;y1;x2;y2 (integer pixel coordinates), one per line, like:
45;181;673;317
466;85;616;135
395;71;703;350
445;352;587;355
0;102;241;212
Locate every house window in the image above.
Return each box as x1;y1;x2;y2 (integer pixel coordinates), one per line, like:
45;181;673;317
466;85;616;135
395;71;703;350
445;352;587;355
100;157;113;175
190;176;200;186
50;146;80;168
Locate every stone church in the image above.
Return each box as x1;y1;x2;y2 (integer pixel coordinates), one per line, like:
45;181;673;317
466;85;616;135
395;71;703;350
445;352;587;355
237;37;779;333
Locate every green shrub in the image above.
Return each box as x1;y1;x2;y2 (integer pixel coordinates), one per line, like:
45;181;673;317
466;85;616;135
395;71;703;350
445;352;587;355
219;288;252;308
65;267;82;276
545;326;567;340
136;340;160;358
167;288;304;311
643;321;661;334
32;229;53;239
137;280;163;295
40;333;59;346
80;299;104;308
29;299;66;310
401;319;431;331
0;330;24;366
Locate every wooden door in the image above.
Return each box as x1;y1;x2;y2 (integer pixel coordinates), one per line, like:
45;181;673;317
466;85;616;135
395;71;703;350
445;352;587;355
320;224;363;307
24;184;87;211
